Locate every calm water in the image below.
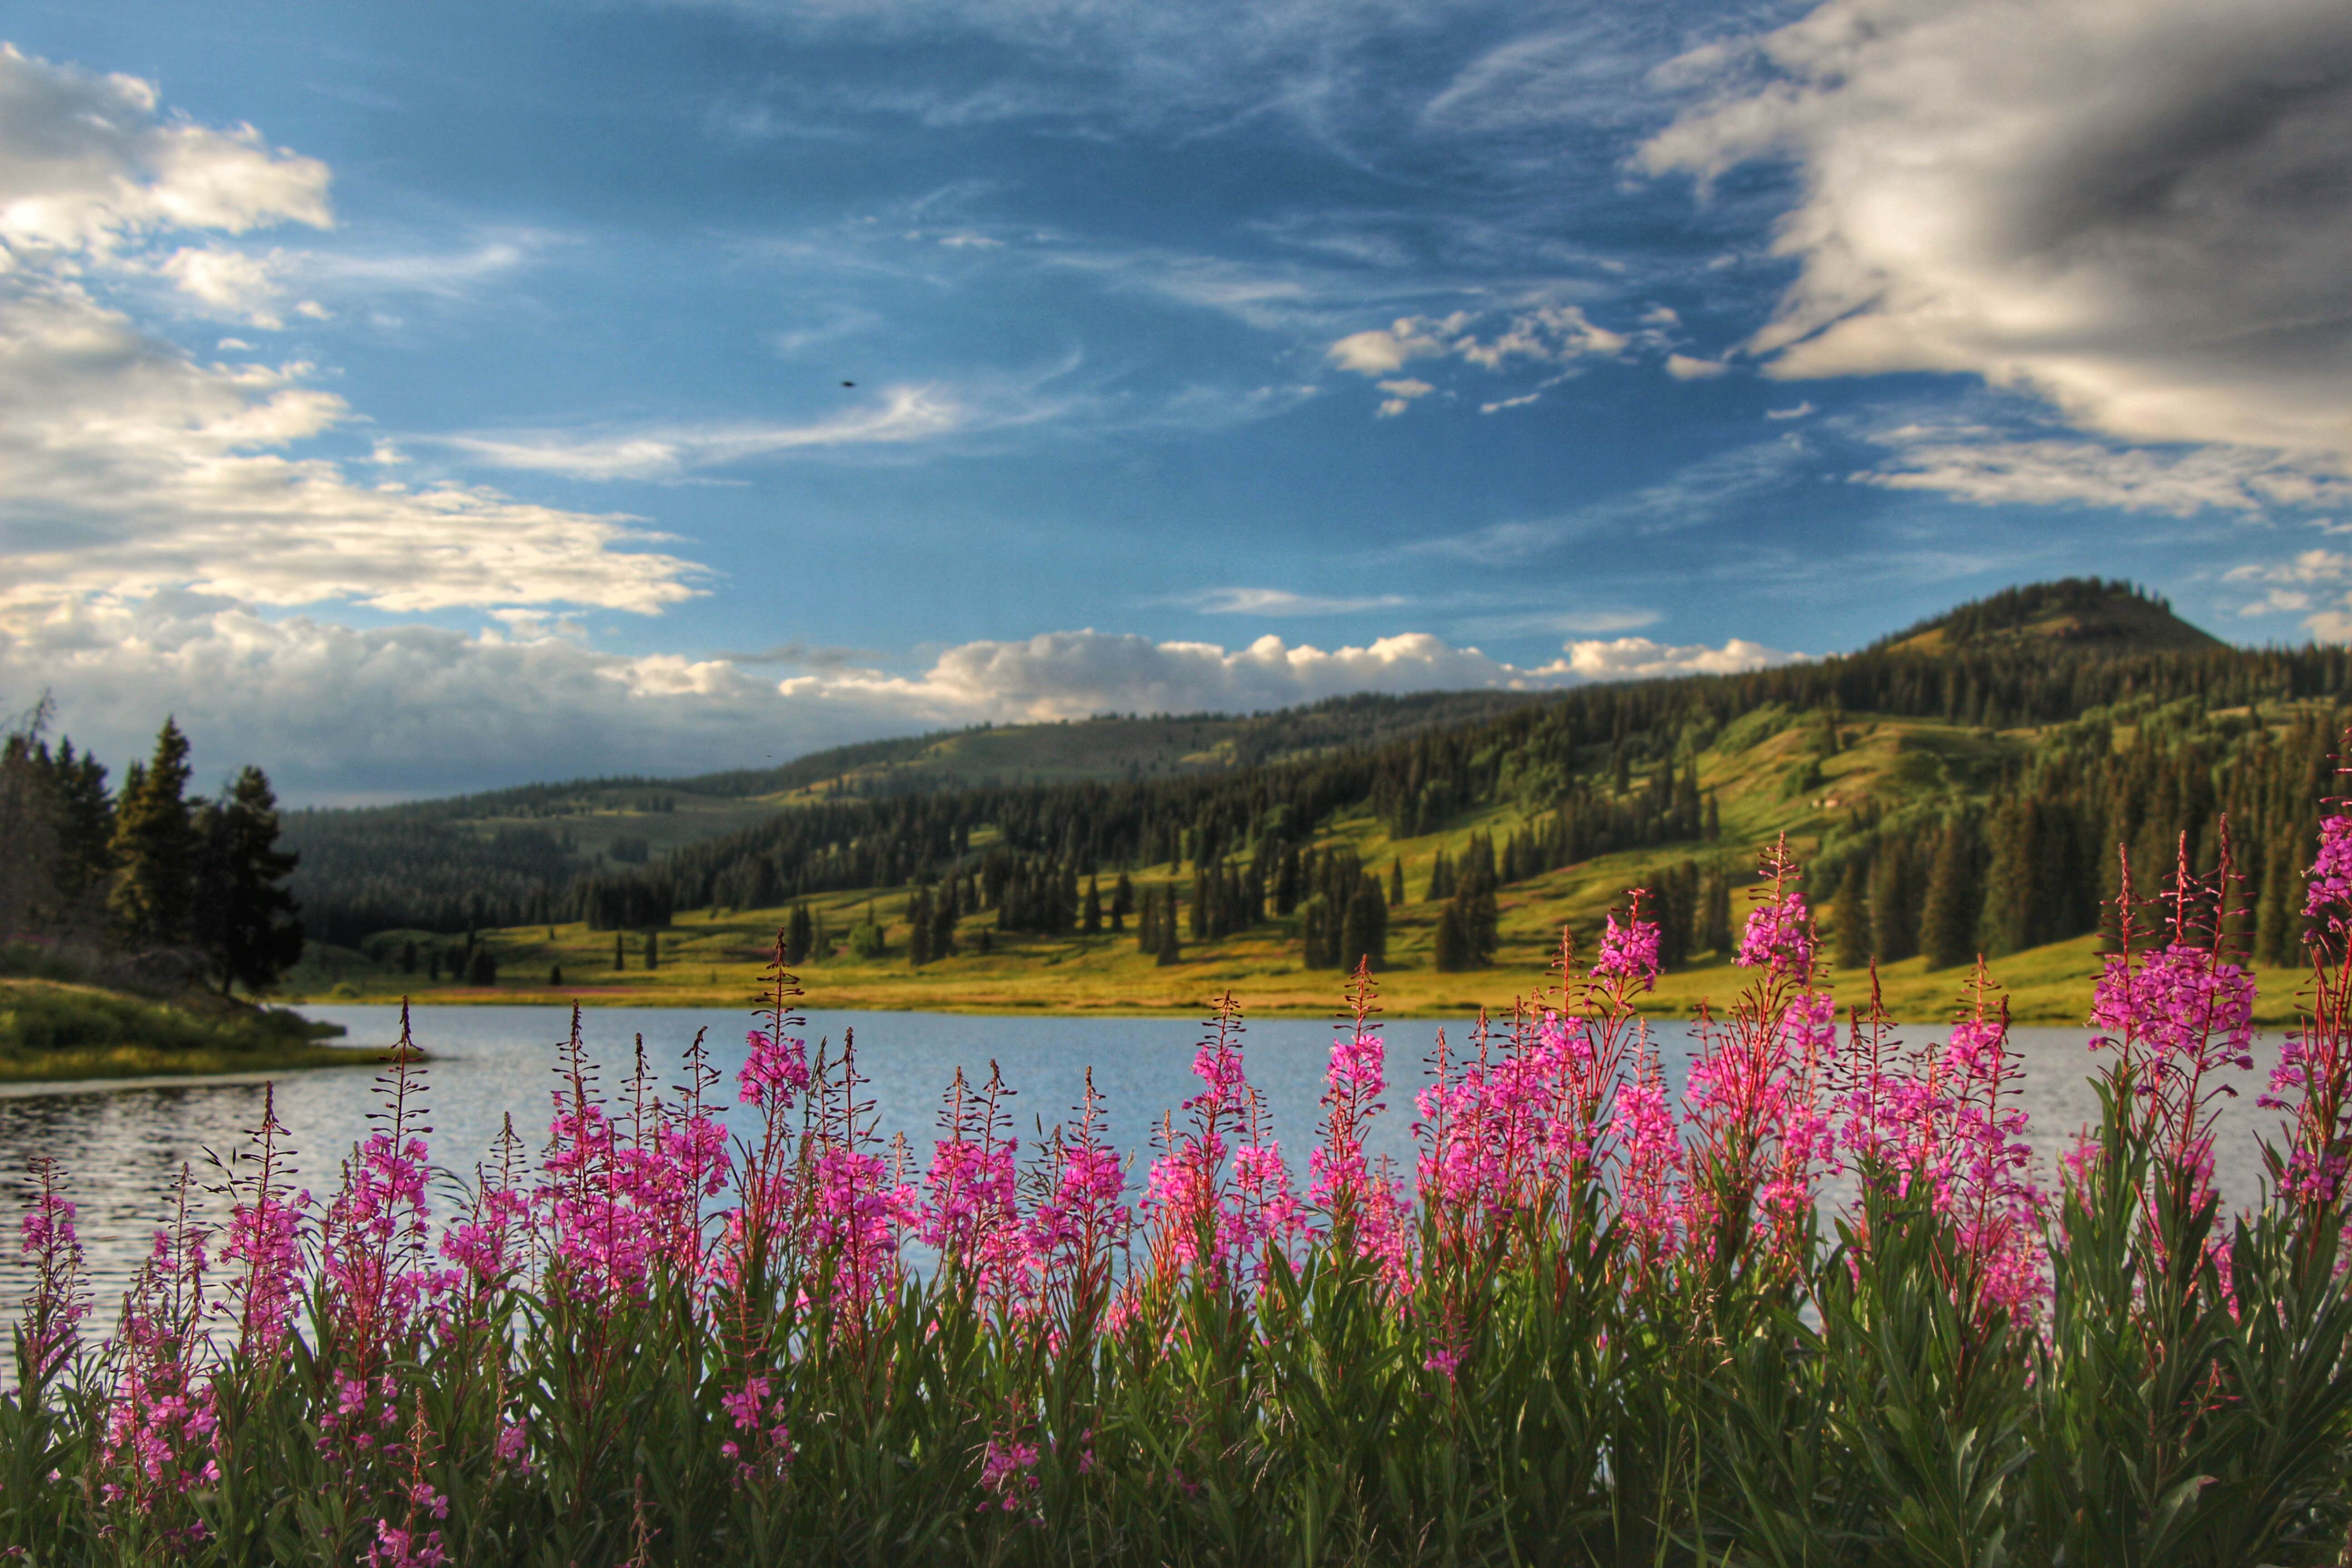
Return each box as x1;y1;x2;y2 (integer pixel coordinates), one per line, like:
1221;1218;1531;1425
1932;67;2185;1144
0;1004;2296;1311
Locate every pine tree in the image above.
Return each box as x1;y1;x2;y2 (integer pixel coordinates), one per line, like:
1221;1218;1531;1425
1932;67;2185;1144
1921;814;1984;970
1111;872;1133;931
1339;879;1387;971
1156;887;1182;966
1083;877;1102;935
108;719;198;948
1703;791;1720;843
1138;882;1160;953
1869;844;1917;963
549;963;563;986
1433;904;1470;973
468;947;498;986
932;882;959;959
1702;862;1734;956
644;930;660;971
1832;856;1871;971
191;765;304;996
1389;858;1405;906
614;931;626;970
1976;800;2034;958
785;903;813;965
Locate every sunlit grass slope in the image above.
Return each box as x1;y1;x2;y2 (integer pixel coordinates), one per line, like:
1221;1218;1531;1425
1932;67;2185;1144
289;700;2331;1026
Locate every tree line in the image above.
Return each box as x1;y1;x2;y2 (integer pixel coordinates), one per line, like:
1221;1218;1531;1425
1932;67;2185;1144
0;709;304;996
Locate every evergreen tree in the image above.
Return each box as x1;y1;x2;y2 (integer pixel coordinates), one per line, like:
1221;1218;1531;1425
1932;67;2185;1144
644;929;660;971
1433;904;1470;973
549;963;563;986
191;765;304;996
614;931;625;970
1832;856;1871;972
1156;887;1181;966
1083;877;1102;935
1111;872;1133;931
1869;844;1918;963
1921;814;1984;970
468;947;498;986
922;884;950;959
1702;791;1720;843
1388;858;1405;906
1702;862;1735;956
907;887;935;966
1137;882;1160;953
1446;860;1499;968
785;903;813;965
109;720;199;948
1338;879;1387;972
1976;800;2035;958
401;941;417;975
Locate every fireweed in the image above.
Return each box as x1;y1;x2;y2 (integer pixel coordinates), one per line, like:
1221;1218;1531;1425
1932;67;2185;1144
2;825;2352;1564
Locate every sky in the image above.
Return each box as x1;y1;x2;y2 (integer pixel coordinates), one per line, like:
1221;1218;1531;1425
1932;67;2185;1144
1;0;2349;802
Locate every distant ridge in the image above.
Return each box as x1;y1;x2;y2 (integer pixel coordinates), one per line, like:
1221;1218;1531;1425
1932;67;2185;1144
1871;577;2228;656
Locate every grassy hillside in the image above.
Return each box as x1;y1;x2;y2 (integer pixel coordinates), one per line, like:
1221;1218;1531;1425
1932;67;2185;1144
0;978;394;1082
285;695;2330;1026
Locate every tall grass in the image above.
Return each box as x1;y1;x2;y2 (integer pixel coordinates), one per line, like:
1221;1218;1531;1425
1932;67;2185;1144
6;815;2352;1566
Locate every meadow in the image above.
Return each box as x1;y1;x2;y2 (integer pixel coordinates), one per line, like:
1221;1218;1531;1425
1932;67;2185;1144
5;820;2351;1566
286;702;2326;1026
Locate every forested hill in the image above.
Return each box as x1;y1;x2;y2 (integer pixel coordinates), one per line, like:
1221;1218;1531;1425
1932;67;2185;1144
283;580;2352;948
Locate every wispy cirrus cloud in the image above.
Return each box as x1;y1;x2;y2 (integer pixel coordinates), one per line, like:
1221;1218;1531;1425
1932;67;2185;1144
1181;586;1408;615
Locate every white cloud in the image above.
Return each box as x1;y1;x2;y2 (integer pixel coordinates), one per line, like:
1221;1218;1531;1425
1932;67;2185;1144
1640;0;2352;457
1543;636;1800;682
4;597;1800;800
0;45;330;258
1328;305;1627;415
1480;392;1541;413
1665;353;1725;381
1765;402;1813;420
0;49;706;618
437;384;999;480
1184;587;1408;615
1862;432;2352;516
0;279;702;615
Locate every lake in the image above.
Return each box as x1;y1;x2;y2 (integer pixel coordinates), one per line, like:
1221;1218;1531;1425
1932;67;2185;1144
0;1003;2296;1311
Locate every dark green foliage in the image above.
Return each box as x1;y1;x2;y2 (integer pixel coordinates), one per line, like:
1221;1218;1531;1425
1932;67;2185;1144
1833;856;1871;972
466;947;497;985
1920;811;1985;970
190;766;304;996
108;719;197;947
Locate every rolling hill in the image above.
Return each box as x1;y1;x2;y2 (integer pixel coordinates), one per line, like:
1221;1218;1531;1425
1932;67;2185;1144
281;580;2352;1021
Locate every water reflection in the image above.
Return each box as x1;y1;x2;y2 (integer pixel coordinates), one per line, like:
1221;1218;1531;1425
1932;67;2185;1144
0;1004;2293;1313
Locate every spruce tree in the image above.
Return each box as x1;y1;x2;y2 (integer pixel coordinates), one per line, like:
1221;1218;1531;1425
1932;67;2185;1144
1389;858;1405;906
191;765;304;996
108;719;198;948
1433;904;1470;973
614;931;625;970
1083;877;1102;935
1339;879;1387;971
1156;887;1181;966
1976;800;2034;958
645;930;660;971
1869;844;1917;962
1921;814;1984;970
1111;872;1133;931
1832;856;1871;971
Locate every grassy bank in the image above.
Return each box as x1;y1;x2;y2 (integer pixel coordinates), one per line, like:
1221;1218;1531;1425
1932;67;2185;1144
0;978;393;1083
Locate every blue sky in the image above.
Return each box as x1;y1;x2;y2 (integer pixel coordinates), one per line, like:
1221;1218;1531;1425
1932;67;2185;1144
2;0;2348;799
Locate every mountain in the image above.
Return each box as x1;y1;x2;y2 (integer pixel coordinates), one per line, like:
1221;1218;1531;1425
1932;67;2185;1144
1872;577;2228;656
279;579;2329;955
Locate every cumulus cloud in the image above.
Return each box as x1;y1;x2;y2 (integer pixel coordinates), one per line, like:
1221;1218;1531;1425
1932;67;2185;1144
0;280;703;614
1541;636;1801;682
1327;305;1627;412
1640;0;2352;457
0;44;330;256
1861;431;2352;516
0;48;705;618
3;596;1801;800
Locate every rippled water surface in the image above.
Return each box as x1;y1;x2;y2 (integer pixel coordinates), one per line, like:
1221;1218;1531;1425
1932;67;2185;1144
0;1004;2296;1308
